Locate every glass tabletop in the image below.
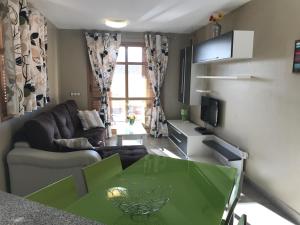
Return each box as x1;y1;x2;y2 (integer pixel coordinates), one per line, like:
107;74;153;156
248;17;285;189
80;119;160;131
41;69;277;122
66;155;236;225
115;122;147;136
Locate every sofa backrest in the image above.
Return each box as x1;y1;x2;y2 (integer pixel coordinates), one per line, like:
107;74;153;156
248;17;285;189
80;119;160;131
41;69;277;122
64;100;82;130
21;100;88;151
24;113;61;151
51;104;76;139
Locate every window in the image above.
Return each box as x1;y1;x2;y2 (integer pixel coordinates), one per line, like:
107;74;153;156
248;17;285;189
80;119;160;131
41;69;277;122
0;22;8;120
110;44;153;125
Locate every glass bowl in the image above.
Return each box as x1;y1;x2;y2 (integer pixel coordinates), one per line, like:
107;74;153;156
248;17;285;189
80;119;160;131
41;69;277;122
106;181;171;217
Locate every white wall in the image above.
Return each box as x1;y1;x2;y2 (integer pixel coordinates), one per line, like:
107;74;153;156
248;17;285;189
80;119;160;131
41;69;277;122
47;21;60;103
58;30;89;109
191;0;300;213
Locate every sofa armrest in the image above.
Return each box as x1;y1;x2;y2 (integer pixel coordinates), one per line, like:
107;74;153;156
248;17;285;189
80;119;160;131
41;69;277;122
7;148;101;169
13;142;31;148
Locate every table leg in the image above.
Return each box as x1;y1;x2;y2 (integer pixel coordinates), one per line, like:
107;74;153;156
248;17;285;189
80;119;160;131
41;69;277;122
117;135;122;146
141;135;146;145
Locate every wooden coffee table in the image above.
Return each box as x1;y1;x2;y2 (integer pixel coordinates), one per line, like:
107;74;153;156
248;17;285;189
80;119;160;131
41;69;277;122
115;122;147;146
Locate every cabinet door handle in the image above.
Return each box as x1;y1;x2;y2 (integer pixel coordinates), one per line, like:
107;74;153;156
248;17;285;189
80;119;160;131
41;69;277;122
183;50;186;102
172;127;182;135
171;134;182;143
181;57;185;95
170;125;182;135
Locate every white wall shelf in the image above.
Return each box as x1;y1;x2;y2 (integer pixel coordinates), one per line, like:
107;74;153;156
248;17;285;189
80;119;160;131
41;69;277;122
196;75;253;80
195;90;212;93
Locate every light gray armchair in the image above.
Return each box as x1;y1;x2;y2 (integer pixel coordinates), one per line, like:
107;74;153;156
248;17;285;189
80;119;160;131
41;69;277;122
7;142;101;197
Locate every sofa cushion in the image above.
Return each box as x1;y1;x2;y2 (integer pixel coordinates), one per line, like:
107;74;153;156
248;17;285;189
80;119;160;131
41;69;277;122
54;138;94;150
77;110;105;131
64;100;82;130
51;104;75;138
75;127;106;147
24;113;61;151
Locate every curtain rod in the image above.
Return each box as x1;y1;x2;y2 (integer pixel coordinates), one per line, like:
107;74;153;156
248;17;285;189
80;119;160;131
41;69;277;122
145;32;178;40
83;30;177;40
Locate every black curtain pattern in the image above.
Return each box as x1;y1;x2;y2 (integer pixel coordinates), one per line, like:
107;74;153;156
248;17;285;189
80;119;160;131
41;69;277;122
85;32;121;137
145;34;169;138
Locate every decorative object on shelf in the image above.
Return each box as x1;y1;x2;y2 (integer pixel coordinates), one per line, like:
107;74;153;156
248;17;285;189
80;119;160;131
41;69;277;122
127;113;136;125
180;108;188;121
209;12;224;38
293;40;300;73
107;180;172;219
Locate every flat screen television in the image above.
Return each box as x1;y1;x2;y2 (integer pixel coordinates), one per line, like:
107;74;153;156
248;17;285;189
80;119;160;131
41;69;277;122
200;96;221;127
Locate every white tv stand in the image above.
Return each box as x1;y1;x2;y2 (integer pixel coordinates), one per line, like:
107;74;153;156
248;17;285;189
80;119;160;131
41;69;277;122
167;120;248;171
167;120;214;158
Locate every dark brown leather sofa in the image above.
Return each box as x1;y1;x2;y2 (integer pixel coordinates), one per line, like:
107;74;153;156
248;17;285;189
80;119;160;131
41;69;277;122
23;100;106;151
18;100;147;168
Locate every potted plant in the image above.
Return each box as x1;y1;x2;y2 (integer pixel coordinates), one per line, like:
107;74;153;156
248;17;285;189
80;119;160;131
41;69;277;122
180;106;188;121
209;12;224;38
127;114;136;125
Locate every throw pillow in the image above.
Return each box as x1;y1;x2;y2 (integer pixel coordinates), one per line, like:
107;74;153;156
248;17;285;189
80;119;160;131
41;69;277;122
54;138;94;150
77;110;105;131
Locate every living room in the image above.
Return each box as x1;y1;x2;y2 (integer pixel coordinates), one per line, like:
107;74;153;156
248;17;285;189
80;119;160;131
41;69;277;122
0;0;299;224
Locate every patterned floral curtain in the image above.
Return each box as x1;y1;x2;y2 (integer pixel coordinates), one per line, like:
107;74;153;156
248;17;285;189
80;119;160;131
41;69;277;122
1;0;19;115
29;8;48;108
145;34;169;138
7;0;25;115
85;32;121;137
5;0;48;116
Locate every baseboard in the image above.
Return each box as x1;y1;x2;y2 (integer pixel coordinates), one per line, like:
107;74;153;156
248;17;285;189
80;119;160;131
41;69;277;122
244;177;300;225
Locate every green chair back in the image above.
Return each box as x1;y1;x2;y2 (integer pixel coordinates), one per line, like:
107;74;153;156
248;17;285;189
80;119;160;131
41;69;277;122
83;153;122;192
223;171;244;225
26;176;78;209
238;215;247;225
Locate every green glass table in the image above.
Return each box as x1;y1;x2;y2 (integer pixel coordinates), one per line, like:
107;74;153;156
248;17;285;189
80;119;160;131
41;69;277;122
66;155;237;225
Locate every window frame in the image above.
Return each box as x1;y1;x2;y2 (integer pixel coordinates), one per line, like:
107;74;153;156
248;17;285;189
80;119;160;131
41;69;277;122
110;42;153;123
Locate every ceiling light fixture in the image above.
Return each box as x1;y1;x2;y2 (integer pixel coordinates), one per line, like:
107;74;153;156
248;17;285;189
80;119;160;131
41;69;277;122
104;19;128;28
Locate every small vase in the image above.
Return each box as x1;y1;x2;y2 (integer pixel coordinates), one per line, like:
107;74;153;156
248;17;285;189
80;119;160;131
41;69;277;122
129;119;135;125
180;109;188;121
212;23;222;38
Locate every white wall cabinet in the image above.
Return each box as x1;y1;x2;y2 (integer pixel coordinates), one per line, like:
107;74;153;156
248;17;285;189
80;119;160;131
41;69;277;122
193;30;254;64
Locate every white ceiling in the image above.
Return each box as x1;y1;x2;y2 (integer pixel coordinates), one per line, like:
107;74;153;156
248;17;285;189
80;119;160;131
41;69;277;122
29;0;250;33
